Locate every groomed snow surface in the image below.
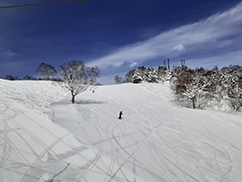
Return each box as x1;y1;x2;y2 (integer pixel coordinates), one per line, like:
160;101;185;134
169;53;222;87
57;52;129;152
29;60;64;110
0;79;242;182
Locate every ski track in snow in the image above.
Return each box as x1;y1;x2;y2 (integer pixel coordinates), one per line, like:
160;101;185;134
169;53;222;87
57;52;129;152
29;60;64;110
0;79;242;182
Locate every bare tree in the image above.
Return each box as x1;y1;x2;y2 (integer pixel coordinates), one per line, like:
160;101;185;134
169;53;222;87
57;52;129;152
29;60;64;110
114;75;122;84
171;66;216;109
58;60;100;104
36;62;57;80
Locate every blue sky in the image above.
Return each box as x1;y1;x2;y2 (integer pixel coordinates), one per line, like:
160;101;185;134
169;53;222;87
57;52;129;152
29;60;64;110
1;0;242;84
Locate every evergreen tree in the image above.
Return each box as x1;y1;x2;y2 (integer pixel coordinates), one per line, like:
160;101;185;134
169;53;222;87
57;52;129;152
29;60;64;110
145;66;158;83
157;66;167;82
132;68;143;83
124;69;135;83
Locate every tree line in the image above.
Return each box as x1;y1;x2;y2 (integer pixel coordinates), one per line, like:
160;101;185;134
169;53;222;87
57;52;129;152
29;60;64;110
171;65;242;112
115;64;242;113
2;63;58;81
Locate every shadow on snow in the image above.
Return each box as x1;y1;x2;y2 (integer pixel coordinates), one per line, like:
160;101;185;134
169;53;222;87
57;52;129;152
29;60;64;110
75;99;105;105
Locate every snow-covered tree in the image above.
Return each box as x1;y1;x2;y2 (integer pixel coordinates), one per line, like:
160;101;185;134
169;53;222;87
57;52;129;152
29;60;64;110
114;75;122;84
158;66;172;82
137;66;146;78
157;66;167;82
58;60;100;104
132;68;143;83
171;65;242;112
124;70;135;83
171;66;216;109
219;65;242;112
144;66;158;83
36;62;57;80
124;66;146;83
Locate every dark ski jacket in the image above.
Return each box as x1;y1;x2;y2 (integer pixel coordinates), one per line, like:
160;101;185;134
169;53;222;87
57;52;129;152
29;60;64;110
119;111;123;119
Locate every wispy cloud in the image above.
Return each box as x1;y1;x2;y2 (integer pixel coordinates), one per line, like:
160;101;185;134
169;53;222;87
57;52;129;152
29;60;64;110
129;62;138;68
87;2;242;69
1;49;16;59
172;44;185;52
187;50;242;69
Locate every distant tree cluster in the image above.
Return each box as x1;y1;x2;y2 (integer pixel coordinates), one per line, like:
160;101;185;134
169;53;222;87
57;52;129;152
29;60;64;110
3;62;57;81
118;61;242;112
114;59;172;84
115;65;171;84
4;74;39;80
36;63;57;80
170;65;242;112
4;75;19;81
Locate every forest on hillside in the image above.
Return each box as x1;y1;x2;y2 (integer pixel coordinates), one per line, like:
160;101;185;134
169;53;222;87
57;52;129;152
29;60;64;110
116;63;242;113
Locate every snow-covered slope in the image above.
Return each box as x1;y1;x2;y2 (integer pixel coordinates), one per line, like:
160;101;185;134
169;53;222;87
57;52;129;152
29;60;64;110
0;79;242;182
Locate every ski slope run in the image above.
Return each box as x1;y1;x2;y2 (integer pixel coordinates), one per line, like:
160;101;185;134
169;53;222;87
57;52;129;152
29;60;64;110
0;79;242;182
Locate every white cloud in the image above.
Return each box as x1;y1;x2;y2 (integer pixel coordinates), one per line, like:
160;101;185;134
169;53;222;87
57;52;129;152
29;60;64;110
129;62;138;67
187;50;242;69
172;44;185;52
1;49;16;59
87;2;242;69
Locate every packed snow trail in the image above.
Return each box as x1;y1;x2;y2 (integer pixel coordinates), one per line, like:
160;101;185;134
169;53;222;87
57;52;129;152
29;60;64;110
1;79;242;181
52;82;242;182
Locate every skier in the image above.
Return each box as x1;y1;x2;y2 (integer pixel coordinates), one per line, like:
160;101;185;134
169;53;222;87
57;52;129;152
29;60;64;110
118;111;123;119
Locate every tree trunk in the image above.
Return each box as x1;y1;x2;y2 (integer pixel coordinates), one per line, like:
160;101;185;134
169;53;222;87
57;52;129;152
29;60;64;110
44;75;49;80
192;96;196;109
71;90;75;104
71;95;75;104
